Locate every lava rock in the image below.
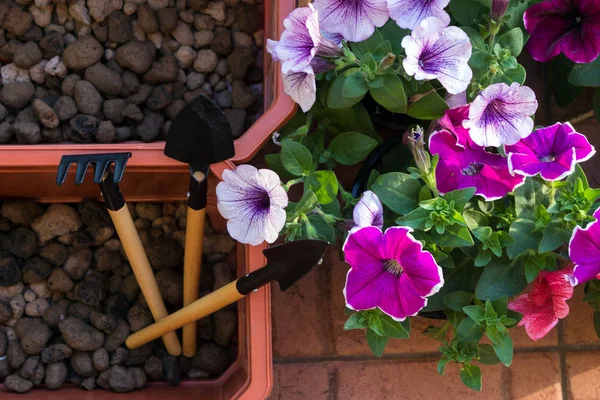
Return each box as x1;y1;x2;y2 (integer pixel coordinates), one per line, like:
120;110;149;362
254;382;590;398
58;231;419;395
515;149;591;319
39;31;63;58
146;84;173;110
223;108;246;138
102;99;128;124
96;120;115;143
69;114;99;142
71;351;96;377
137;4;158;34
13;122;41;144
191;343;231;375
127;85;153;105
41;127;63;143
32;98;59;128
156;270;183;305
42;299;71;327
162;355;180;385
9;227;38;258
21;356;45;385
45;362;67;390
144;355;163;381
227;47;255;79
109;365;135;393
22;257;53;284
146;237;183;269
58;318;105;352
47;267;74;292
0;82;35;109
4;8;33;37
90;311;117;335
127;303;153;332
74;81;103;115
108;11;133;43
93;348;110;372
32;204;82;243
115;41;156;74
193;49;218;73
84;63;123;96
20;322;53;355
53;96;78;121
211;32;232;56
63;36;103;70
158;8;178;33
143;56;179;83
236;3;262;33
7;340;27;369
14;42;42;69
136;109;164;142
40;242;68;267
213;309;238;347
4;374;34;393
104;319;130;352
41;344;73;364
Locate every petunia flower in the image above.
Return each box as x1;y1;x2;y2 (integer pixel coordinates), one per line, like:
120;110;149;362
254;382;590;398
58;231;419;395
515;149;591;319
313;0;389;42
524;0;600;64
266;4;342;74
508;266;574;341
402;17;472;95
463;83;538;147
343;226;444;320
429;127;525;200
569;208;600;285
388;0;450;30
216;165;289;246
506;122;596;181
437;104;474;148
282;70;317;112
353;191;384;229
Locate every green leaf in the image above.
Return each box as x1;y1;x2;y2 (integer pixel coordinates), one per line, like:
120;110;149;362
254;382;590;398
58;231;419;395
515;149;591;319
476;256;528;301
304;171;338;205
438;357;450;376
443;291;474;312
461;26;486;51
342;70;369;98
372;172;421;215
321;198;342;218
524;259;540;283
351;30;383;58
472;226;492;243
328;132;378;166
369;74;407;113
265;153;294;181
569;56;600;87
493;296;508;316
505;0;530;29
379;21;410;54
463;210;489;231
475;249;493;267
432;224;474;247
367;169;381;190
478;344;501;365
455;317;484;342
507;219;540;258
281;140;313;176
539;220;571;253
366;328;388;358
569;164;590;190
307;214;335;243
396;207;430;230
492;332;513;367
344;313;368;330
444;188;476;211
498;28;524;56
423;260;482;312
295;190;318;215
463;305;484;322
406;82;448;120
381;315;410;338
514;178;539;220
424;323;451;342
502;64;526;85
449;0;485;26
460;364;482;391
548;55;584;106
317;104;381;143
327;69;365;109
594;311;600;339
372;40;392;61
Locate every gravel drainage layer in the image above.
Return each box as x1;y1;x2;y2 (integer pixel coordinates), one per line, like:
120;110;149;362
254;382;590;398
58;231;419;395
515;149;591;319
0;200;239;393
0;0;264;143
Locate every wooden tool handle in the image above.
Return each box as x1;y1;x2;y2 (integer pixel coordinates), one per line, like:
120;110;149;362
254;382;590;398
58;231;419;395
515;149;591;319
109;206;182;356
127;280;244;350
182;207;206;358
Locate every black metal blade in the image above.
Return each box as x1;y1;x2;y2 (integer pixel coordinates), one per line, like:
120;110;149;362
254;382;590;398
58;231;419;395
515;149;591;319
164;94;235;173
235;240;329;295
56;153;132;185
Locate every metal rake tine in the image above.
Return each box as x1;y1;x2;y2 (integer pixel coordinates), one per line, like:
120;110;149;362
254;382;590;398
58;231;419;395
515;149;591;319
75;161;91;185
112;159;127;183
94;159;110;184
56;159;73;186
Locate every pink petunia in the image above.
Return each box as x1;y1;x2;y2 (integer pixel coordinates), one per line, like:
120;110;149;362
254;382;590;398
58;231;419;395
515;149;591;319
569;208;600;285
508;266;574;341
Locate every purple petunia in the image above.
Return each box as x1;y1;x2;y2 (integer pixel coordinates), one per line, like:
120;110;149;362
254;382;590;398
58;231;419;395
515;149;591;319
524;0;600;64
402;17;472;95
353;190;384;229
506;122;596;181
388;0;450;30
313;0;389;42
282;70;317;113
463;83;538;147
343;226;444;321
429;116;525;200
569;208;600;285
216;165;289;246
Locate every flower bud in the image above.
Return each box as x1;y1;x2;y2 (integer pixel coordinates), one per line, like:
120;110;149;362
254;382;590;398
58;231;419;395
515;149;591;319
408;126;431;173
491;0;510;21
379;53;396;71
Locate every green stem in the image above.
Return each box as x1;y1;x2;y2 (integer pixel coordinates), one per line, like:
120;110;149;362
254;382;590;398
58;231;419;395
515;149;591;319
283;177;304;191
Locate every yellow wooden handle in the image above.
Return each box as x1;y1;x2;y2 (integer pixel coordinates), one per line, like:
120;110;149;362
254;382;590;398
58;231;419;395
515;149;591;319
182;207;206;358
108;206;182;356
127;280;244;350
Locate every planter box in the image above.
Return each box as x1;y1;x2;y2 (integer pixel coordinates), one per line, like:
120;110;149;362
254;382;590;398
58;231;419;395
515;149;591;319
0;160;273;399
0;0;297;203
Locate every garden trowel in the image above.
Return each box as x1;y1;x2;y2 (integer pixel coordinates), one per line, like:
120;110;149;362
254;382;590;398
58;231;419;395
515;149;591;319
164;94;235;357
125;240;329;350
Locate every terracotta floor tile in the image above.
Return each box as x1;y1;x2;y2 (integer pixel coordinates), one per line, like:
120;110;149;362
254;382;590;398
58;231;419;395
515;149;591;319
271;249;336;357
562;287;599;346
269;363;332;400
335;359;503;399
565;351;600;399
510;353;562;400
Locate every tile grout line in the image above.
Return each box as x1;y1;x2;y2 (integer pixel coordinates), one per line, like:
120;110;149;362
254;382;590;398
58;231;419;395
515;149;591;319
557;321;570;400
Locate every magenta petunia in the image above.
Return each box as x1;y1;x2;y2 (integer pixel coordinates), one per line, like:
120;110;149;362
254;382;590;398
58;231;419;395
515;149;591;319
313;0;389;42
463;83;538;147
569;208;600;285
429;128;525;201
343;226;443;321
508;266;574;341
524;0;600;63
401;17;472;95
506;122;596;181
353;190;384;229
388;0;450;30
266;5;342;74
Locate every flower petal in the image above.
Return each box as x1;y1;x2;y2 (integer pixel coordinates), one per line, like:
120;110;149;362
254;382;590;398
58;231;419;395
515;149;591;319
353;190;384;228
569;217;600;284
388;0;450;30
521;311;559;341
343;226;385;270
344;264;385;311
313;0;389;42
282;69;317;112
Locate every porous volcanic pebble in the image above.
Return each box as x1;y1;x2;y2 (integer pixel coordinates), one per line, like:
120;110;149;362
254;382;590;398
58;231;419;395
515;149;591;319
0;81;35;109
32;99;59;129
63;36;103;70
4;8;33;37
4;374;34;393
20;322;53;355
14;42;42;69
0;257;22;287
45;362;68;390
58;317;105;352
115;41;156;74
53;96;77;121
143;56;179;83
84;63;123;96
31;204;82;242
109;365;136;393
73;81;103;115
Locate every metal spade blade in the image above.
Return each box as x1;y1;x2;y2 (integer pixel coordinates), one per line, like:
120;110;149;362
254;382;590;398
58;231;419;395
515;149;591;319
236;240;330;295
164;94;235;173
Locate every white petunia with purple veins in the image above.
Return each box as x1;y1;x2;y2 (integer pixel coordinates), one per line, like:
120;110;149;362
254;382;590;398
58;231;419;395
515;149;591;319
282;70;317;112
353;190;384;229
388;0;450;30
402;17;473;95
216;165;289;246
266;5;342;74
313;0;389;43
463;82;538;147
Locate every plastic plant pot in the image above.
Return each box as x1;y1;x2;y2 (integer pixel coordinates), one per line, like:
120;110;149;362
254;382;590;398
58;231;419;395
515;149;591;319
0;159;273;400
0;0;297;203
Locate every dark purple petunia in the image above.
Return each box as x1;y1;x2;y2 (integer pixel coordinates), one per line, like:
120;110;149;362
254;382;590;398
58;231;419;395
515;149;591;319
506;122;595;181
524;0;600;63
